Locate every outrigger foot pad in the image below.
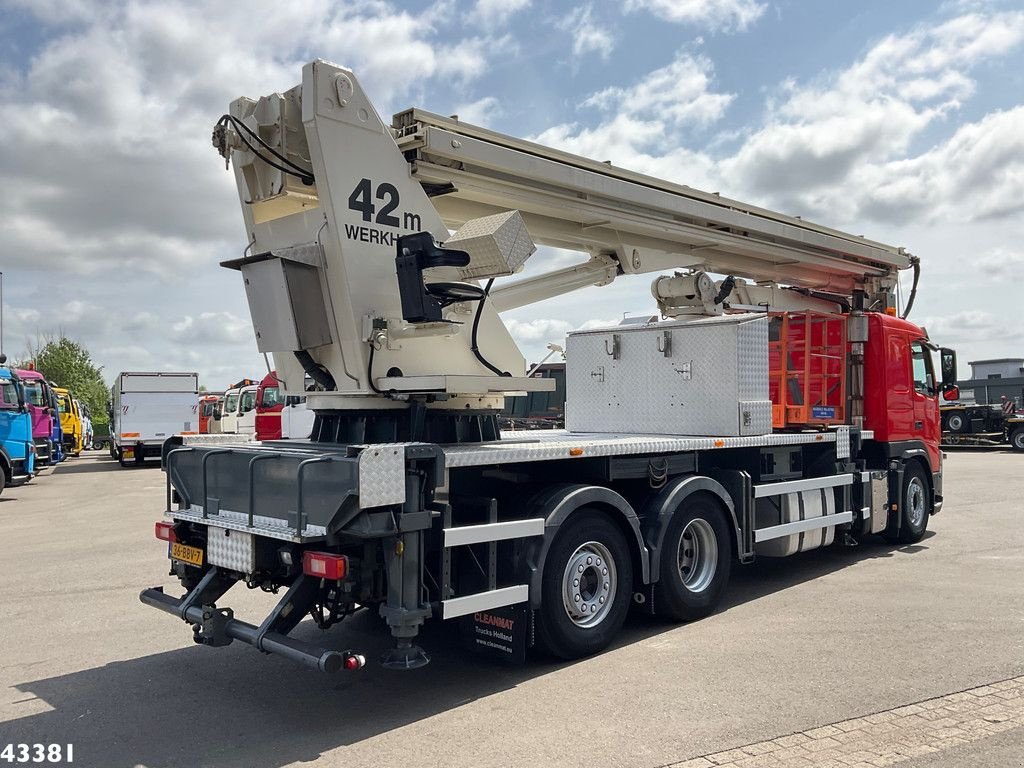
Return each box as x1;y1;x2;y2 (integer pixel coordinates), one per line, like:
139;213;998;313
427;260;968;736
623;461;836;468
380;641;430;670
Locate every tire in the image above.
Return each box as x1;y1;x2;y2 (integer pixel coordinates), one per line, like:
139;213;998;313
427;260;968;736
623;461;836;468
1010;428;1024;452
887;463;930;545
0;470;6;496
946;413;965;433
109;443;117;460
652;494;732;622
535;509;634;660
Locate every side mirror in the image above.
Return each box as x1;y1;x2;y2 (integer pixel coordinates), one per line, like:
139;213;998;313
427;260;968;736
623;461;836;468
940;347;957;389
213;407;222;420
942;387;960;402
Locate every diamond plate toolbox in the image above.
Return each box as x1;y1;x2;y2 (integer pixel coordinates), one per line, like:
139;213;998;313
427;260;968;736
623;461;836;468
565;313;772;436
207;527;256;573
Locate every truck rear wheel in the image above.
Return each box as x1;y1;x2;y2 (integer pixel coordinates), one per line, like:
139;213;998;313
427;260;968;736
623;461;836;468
1010;428;1024;452
946;412;965;432
535;509;633;660
653;494;731;622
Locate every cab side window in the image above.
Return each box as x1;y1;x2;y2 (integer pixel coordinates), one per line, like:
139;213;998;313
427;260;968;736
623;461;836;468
0;380;17;408
911;341;935;395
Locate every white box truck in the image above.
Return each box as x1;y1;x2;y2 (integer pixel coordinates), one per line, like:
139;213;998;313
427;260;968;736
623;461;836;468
110;372;199;468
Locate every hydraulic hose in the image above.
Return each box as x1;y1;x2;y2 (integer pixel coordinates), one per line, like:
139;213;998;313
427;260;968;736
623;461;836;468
294;350;336;391
900;256;921;319
471;279;511;377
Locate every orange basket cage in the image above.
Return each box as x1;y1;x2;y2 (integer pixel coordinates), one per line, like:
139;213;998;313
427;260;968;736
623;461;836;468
768;312;847;428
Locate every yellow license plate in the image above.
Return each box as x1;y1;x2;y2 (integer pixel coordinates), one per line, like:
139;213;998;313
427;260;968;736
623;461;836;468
170;542;204;567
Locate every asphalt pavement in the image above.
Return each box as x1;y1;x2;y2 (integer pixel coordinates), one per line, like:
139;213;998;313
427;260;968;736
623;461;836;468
1;449;1021;768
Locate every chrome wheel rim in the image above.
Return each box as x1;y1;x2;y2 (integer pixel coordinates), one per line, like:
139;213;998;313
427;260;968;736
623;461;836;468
562;541;617;627
678;518;718;593
906;477;926;528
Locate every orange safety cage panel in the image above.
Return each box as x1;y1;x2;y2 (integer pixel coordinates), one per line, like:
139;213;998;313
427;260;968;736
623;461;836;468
768;312;847;428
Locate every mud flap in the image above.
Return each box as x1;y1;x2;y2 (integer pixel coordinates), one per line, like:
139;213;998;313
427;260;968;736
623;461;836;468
458;603;530;664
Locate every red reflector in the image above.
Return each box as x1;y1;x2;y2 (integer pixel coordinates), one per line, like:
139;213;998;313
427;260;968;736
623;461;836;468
302;551;348;580
343;653;366;671
155;521;177;543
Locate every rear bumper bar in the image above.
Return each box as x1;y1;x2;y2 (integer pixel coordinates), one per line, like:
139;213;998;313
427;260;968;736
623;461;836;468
140;570;363;673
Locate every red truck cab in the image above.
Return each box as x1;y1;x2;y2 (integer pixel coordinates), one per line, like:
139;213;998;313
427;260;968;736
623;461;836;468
255;372;283;441
861;311;957;519
863;313;944;469
198;395;220;434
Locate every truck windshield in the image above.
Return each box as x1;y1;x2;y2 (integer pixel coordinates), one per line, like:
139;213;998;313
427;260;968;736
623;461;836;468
58;395;71;413
260;386;281;408
201;401;214;417
240;390;257;413
0;380;18;409
225;393;239;413
23;381;45;407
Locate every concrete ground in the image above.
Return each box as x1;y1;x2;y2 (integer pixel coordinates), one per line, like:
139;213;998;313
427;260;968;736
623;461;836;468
0;450;1021;768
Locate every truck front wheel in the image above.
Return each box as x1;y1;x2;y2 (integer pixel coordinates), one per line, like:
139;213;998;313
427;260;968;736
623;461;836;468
652;494;731;622
887;463;931;545
535;509;633;660
1010;428;1024;452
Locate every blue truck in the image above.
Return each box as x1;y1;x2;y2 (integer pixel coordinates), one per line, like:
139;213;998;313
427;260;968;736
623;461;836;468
0;356;37;494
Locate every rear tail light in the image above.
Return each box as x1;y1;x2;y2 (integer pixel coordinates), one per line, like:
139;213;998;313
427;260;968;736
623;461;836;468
302;551;348;580
343;653;366;671
155;521;177;543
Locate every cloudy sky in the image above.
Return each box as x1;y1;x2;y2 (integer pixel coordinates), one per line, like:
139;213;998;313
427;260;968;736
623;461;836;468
1;0;1022;387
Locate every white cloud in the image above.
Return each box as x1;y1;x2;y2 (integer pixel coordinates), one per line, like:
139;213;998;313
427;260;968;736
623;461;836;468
171;312;255;346
581;53;734;126
558;5;615;61
624;0;766;32
453;96;502;126
974;247;1024;280
531;52;729;186
471;0;530;29
506;318;572;343
917;310;1023;344
720;11;1024;219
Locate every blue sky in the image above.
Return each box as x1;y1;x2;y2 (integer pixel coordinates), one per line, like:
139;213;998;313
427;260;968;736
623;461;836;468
1;0;1022;386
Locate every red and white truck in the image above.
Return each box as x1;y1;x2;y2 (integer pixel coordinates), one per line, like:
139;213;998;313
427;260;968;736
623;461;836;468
142;61;955;672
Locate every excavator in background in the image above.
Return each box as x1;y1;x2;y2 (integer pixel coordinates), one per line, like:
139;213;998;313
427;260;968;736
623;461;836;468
141;60;956;673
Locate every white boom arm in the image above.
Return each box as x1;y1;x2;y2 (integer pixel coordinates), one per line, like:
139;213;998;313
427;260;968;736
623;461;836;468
393;109;911;312
216;60;914;406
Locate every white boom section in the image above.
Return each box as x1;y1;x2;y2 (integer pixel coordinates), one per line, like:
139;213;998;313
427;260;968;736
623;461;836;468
393;109;911;311
219;61;543;405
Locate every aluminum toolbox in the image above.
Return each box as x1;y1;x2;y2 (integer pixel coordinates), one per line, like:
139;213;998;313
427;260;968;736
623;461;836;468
564;313;772;436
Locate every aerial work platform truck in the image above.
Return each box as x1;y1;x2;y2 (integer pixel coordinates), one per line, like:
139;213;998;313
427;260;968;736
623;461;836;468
141;61;956;672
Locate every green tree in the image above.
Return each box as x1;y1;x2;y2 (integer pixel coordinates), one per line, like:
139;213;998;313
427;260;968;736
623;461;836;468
24;336;109;426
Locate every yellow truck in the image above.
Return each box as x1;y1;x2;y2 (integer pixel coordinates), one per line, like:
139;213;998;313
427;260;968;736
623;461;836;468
53;386;84;457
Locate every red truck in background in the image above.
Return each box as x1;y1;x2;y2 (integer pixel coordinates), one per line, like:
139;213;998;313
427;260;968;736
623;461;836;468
255;371;283;441
198;394;223;434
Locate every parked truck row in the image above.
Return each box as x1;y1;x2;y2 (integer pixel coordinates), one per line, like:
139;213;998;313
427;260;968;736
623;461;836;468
0;355;98;495
196;372;315;441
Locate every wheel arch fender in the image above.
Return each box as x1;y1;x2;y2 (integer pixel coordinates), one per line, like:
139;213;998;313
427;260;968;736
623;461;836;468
640;475;738;584
0;446;13;481
523;484;650;609
898;450;933;496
